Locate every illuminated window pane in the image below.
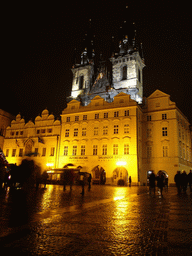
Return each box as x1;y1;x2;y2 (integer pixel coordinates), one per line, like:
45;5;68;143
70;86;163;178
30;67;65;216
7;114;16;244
64;146;68;156
81;145;85;155
113;144;118;155
124;144;129;155
93;145;98;155
72;145;77;156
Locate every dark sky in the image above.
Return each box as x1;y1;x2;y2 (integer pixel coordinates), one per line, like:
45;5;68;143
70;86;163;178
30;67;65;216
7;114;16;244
2;1;192;123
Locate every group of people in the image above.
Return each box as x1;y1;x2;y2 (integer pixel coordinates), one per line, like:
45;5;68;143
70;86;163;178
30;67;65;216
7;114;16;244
148;170;168;196
148;170;192;196
174;170;192;194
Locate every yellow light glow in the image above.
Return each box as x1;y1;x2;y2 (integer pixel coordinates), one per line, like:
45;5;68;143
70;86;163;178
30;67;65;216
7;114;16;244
47;170;54;173
116;161;127;166
46;163;54;167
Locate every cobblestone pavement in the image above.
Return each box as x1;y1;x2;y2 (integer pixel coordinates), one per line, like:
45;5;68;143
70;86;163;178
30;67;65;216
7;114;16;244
0;185;192;255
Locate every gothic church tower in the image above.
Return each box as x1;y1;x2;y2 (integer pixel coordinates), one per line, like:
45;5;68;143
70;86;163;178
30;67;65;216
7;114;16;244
110;21;145;104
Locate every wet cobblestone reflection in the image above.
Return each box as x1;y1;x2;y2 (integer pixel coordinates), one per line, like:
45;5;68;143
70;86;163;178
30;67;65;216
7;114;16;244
0;185;192;255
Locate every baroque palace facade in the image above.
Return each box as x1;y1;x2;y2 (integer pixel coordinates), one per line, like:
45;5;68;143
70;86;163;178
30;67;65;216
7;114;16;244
3;20;192;185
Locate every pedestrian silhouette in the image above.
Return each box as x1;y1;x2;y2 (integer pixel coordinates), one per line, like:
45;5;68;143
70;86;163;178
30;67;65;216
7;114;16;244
181;170;188;193
174;171;181;195
88;174;92;191
149;171;156;194
129;176;132;187
157;171;165;196
188;170;192;192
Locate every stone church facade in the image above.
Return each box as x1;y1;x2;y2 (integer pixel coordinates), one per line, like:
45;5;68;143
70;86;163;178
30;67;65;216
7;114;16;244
3;20;192;185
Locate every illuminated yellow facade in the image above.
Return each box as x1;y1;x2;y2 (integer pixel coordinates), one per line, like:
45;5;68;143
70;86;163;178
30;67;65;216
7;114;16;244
2;90;192;185
3;111;61;171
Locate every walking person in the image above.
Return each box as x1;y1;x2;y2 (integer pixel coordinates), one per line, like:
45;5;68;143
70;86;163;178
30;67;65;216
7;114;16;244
88;174;92;191
129;176;132;187
157;171;165;196
42;171;49;188
181;170;188;193
188;170;192;192
80;173;85;195
149;171;156;194
174;171;181;195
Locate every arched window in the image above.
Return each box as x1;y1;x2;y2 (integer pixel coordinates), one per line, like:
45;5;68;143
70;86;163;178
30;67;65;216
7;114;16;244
79;75;84;89
122;65;127;80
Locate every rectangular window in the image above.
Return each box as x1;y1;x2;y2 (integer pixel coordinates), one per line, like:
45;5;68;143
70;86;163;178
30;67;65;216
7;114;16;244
36;129;40;134
12;149;16;157
75;116;79;121
147;115;151;121
124;144;129;155
95;113;99;119
72;145;77;156
66;117;70;122
104;112;108;118
102;144;107;155
50;147;55;156
6;149;9;157
103;126;108;135
113;144;118;155
81;145;85;155
163;146;168;157
147;146;152;158
114;111;119;117
83;115;87;120
65;129;69;137
64;146;68;156
162;114;167;120
124;110;129;116
42;148;46;156
82;128;86;136
16;131;19;136
11;131;14;136
114;125;119;134
41;129;46;134
19;148;23;157
94;127;99;136
20;131;23;135
124;124;129;134
74;128;78;137
162;127;168;136
93;145;98;155
47;128;52;133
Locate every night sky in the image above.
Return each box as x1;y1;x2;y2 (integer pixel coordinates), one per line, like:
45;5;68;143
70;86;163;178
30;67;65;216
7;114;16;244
2;1;192;123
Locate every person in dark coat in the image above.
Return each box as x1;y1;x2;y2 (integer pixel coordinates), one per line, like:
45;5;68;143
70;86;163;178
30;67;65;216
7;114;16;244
42;171;49;188
88;174;92;191
157;171;165;196
129;176;132;187
181;170;188;193
188;170;192;192
174;171;181;194
149;171;156;194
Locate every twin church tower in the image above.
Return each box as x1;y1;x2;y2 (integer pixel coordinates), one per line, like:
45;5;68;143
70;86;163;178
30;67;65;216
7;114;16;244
69;17;145;106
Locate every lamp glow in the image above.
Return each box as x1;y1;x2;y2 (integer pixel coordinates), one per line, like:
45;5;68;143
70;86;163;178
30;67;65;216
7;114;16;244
116;161;127;166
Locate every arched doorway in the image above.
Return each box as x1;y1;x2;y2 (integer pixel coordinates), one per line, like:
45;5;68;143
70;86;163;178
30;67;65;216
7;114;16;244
92;166;106;184
113;167;128;186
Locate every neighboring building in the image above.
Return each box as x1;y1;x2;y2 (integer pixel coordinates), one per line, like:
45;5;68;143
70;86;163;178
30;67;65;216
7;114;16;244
3;111;60;171
3;19;192;185
0;109;15;149
142;90;192;184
